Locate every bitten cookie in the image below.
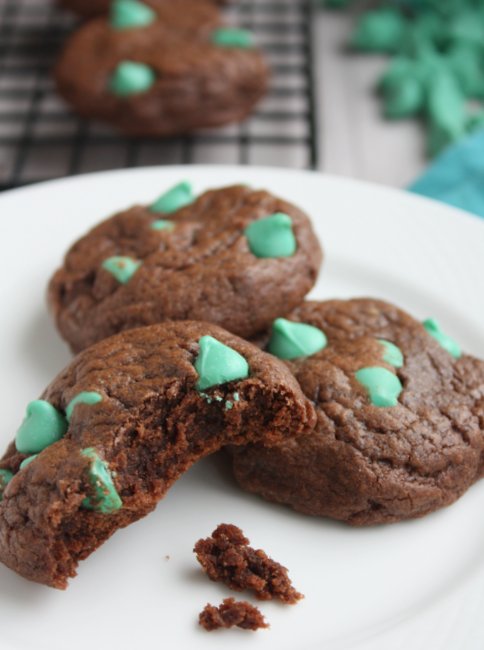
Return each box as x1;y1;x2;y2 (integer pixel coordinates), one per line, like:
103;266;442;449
48;183;323;353
58;0;228;19
230;298;484;525
0;321;315;588
54;0;268;136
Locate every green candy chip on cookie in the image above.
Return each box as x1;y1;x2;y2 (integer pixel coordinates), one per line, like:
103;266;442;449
0;469;13;501
15;400;68;455
423;318;461;359
245;212;297;259
66;391;103;422
194;336;249;391
212;28;253;49
150;181;194;214
268;318;327;360
102;256;141;284
378;339;404;368
355;366;403;408
110;0;156;30
81;448;122;514
109;61;156;97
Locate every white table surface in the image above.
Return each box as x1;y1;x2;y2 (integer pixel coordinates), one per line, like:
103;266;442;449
314;7;428;188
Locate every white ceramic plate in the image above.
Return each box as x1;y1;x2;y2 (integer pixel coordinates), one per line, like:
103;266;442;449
1;166;484;650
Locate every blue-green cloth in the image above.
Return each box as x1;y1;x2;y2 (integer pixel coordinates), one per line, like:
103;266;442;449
409;128;484;218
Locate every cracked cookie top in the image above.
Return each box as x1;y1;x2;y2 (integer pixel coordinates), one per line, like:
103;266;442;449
48;183;322;352
231;298;484;525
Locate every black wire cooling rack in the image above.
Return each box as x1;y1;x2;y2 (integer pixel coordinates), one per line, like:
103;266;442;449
0;0;319;191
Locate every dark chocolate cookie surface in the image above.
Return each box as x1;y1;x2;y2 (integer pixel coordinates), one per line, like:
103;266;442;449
55;0;268;136
48;183;322;353
0;320;315;588
231;298;484;525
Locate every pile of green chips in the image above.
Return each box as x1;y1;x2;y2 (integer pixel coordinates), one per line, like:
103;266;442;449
324;0;484;156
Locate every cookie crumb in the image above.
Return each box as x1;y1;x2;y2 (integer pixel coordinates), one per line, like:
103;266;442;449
199;598;268;631
194;523;303;603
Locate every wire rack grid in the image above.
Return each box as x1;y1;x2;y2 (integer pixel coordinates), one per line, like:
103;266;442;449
0;0;319;191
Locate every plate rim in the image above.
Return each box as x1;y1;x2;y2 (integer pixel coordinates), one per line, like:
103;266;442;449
0;163;482;229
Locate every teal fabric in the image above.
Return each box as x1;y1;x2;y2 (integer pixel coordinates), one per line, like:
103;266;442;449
409;128;484;218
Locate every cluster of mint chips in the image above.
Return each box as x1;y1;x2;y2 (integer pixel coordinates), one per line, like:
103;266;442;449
352;339;404;408
267;318;404;407
325;0;484;156
265;312;461;409
106;0;255;98
97;179;463;412
0;392;121;513
101;181;195;284
101;181;300;287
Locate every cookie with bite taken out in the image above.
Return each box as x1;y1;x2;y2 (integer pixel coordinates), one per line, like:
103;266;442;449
0;321;316;588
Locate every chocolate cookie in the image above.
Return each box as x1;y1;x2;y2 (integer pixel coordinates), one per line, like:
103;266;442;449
54;0;268;136
230;298;484;525
48;183;322;353
59;0;228;19
0;321;316;588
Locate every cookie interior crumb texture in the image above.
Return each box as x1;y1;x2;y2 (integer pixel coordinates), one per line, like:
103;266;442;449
194;523;303;603
199;598;268;631
0;322;316;588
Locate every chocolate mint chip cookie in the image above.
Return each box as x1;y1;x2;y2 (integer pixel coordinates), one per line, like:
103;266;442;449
59;0;228;19
0;321;316;588
54;0;268;135
231;298;484;525
48;183;322;353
